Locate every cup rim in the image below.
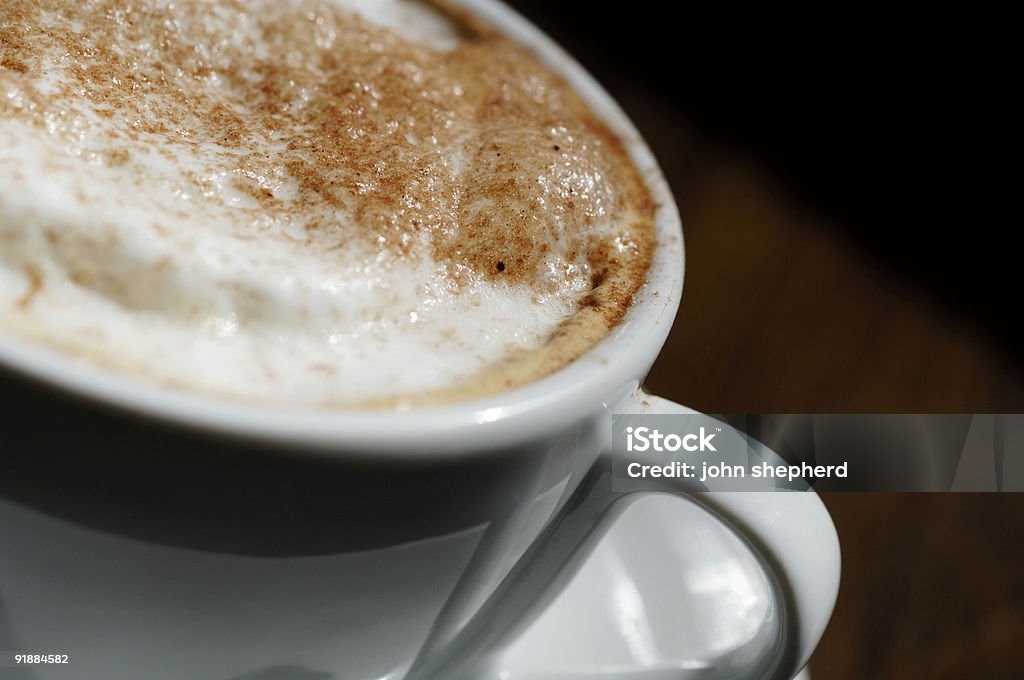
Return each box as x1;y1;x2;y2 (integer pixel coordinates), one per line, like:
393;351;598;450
0;0;684;458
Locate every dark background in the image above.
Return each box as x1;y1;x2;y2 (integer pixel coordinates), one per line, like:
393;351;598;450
506;3;1024;678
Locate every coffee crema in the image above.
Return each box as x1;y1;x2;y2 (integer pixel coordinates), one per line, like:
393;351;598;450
0;0;654;409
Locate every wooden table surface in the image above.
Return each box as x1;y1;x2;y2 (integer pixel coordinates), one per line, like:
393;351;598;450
635;127;1024;677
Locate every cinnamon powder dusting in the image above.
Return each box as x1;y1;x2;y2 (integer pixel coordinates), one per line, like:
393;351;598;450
0;0;656;407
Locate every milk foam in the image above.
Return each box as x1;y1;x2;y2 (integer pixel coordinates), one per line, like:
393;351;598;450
0;0;651;408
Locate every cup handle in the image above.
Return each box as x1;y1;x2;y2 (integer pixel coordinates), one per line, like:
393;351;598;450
411;391;840;680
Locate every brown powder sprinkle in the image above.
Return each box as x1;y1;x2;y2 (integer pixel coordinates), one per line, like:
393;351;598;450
0;0;657;407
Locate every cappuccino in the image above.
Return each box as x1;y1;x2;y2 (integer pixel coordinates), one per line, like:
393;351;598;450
0;0;654;409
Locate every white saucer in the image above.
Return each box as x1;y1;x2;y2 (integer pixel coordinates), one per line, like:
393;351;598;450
0;492;821;680
487;493;815;679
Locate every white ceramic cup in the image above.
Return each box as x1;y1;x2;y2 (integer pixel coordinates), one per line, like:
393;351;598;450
0;2;840;678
